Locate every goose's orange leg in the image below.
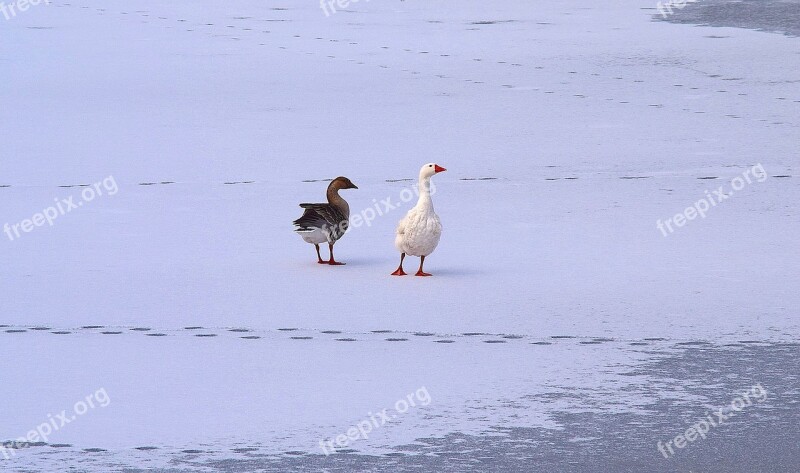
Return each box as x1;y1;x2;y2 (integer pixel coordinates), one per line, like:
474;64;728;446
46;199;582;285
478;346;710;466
328;243;345;265
315;244;326;264
415;255;432;277
391;253;407;276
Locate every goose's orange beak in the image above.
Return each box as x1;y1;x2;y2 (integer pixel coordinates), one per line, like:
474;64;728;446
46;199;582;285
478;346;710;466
434;165;446;173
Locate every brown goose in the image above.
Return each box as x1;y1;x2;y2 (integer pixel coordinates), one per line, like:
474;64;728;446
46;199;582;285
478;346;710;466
293;176;358;265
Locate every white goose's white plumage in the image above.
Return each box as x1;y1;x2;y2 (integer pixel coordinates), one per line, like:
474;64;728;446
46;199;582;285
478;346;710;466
392;163;446;277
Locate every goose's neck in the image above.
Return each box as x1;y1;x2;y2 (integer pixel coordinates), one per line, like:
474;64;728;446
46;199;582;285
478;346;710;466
416;176;434;210
327;187;350;217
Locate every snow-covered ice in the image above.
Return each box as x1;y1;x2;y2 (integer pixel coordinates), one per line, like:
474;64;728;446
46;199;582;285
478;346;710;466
1;0;797;471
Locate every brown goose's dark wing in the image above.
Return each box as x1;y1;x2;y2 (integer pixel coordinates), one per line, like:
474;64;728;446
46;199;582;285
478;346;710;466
293;203;348;240
293;205;327;230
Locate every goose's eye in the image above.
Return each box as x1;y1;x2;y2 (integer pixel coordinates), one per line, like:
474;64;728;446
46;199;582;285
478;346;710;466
429;165;433;167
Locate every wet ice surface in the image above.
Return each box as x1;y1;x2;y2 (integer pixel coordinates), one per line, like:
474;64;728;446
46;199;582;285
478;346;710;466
657;0;800;37
185;343;800;473
3;336;798;472
2;0;799;471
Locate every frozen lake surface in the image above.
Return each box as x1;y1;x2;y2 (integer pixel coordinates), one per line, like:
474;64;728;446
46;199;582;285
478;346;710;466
660;0;800;37
1;0;797;471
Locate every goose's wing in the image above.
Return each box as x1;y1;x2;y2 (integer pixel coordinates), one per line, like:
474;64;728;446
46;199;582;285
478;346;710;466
395;207;416;236
395;215;407;236
293;204;328;231
295;203;348;239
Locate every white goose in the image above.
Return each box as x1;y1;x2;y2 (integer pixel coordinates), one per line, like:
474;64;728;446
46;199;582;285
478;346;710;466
391;163;446;276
